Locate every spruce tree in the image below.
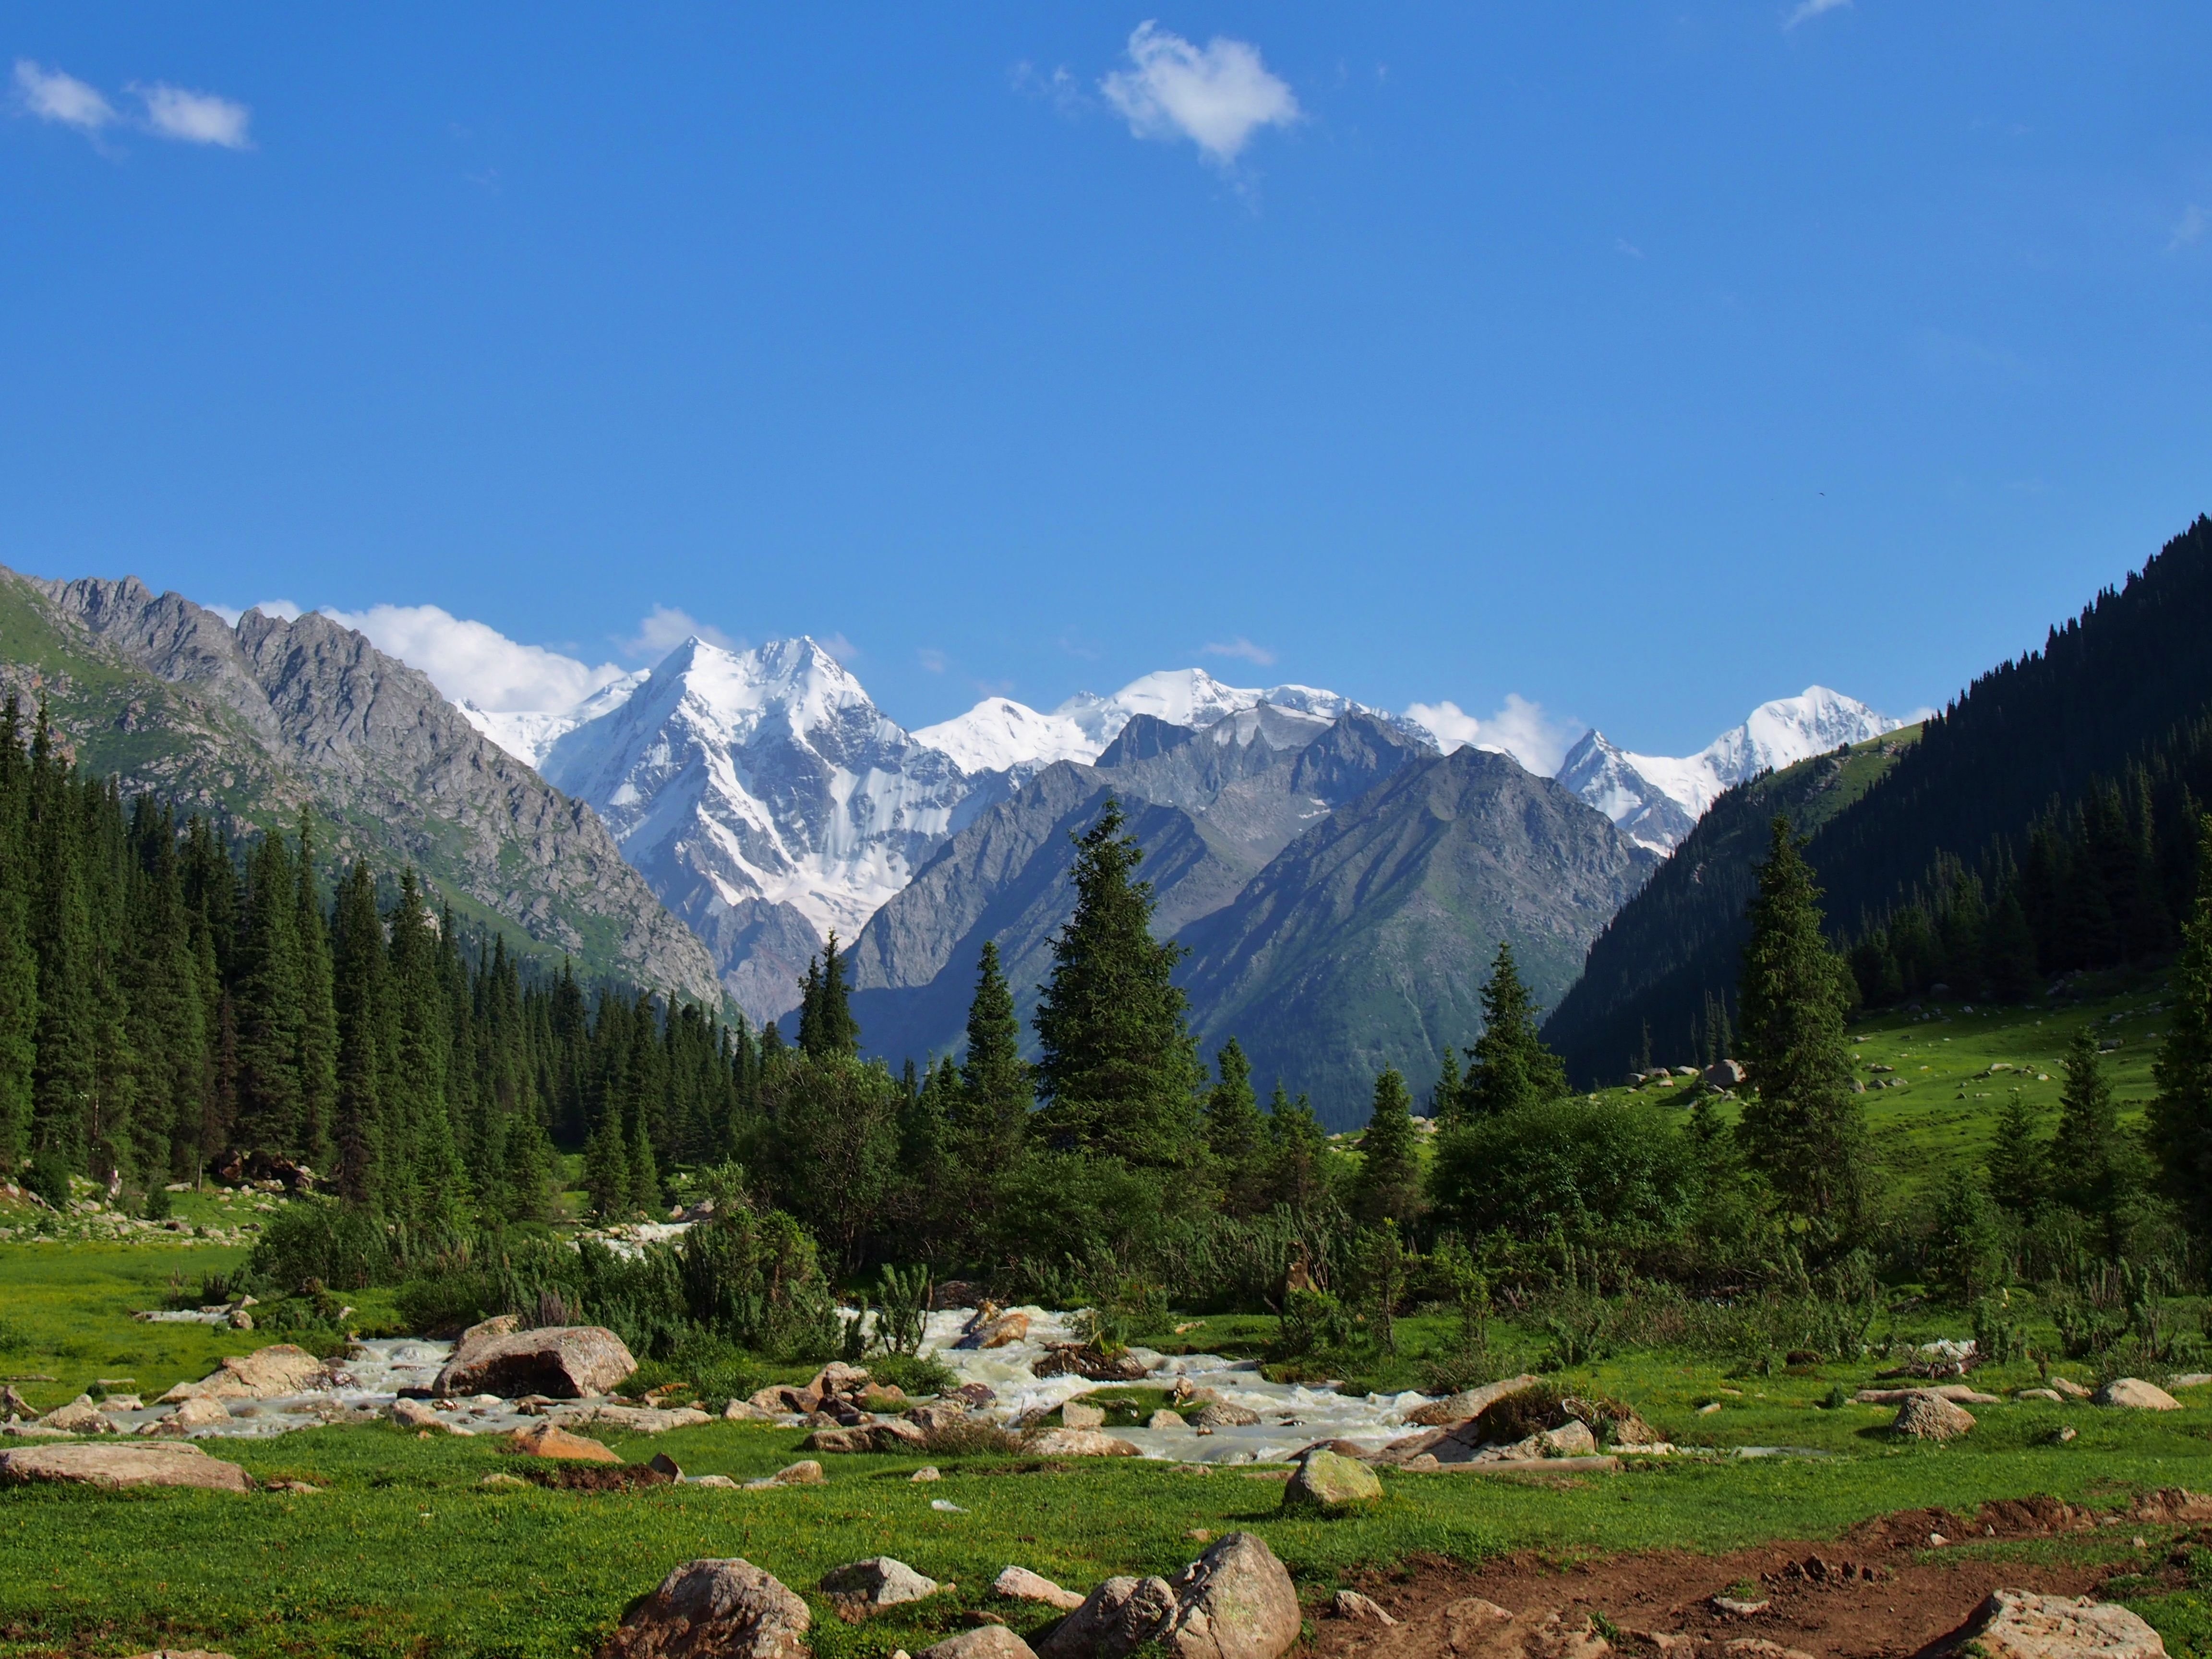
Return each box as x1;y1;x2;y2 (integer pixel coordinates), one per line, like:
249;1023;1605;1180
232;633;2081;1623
2053;1024;2145;1259
292;811;338;1172
956;939;1030;1167
1985;1090;2049;1217
1203;1036;1262;1167
2151;814;2212;1238
1032;799;1203;1166
1262;1083;1333;1211
1983;890;2039;1003
1350;1066;1423;1226
797;933;860;1060
1463;940;1567;1116
1429;1046;1464;1129
1735;817;1871;1230
330;861;384;1207
231;831;304;1153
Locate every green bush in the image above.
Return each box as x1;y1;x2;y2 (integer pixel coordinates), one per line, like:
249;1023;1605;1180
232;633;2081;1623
1430;1097;1698;1243
142;1183;172;1221
23;1150;71;1212
246;1198;394;1293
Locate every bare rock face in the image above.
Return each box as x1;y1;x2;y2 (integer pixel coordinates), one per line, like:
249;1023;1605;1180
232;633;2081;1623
2095;1378;2182;1411
600;1559;811;1659
0;1441;252;1492
1894;1392;1976;1442
1938;1590;2166;1659
1038;1533;1299;1659
11;570;719;1002
435;1325;637;1399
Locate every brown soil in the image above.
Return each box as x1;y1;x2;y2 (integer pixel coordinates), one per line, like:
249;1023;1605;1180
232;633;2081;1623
1308;1493;2212;1659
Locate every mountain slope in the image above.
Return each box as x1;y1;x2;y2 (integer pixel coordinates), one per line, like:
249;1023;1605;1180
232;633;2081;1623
1178;746;1652;1126
1543;514;2212;1085
1541;730;1916;1085
0;569;722;1003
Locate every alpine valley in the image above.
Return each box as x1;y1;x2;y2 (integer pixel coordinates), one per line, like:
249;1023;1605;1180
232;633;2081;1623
440;628;1898;1125
0;559;1903;1126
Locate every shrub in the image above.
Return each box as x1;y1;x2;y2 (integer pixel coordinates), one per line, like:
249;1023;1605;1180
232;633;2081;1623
23;1150;70;1212
1430;1097;1698;1243
869;1350;957;1396
142;1183;172;1221
246;1198;394;1293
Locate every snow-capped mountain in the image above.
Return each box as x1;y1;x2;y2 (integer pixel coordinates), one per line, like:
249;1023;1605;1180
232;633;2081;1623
913;668;1418;778
1556;687;1906;852
534;637;993;1020
459;671;649;768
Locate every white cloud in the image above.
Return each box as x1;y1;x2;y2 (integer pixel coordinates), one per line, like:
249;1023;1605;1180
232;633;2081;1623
322;603;625;713
621;604;738;658
1100;22;1300;166
1404;693;1582;776
136;82;251;148
917;647;948;673
2170;204;2207;251
819;632;860;664
208;599;301;625
1784;0;1851;28
14;60;117;132
1202;636;1277;667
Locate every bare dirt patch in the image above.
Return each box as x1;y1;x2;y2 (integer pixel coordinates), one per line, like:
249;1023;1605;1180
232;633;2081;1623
1306;1497;2195;1659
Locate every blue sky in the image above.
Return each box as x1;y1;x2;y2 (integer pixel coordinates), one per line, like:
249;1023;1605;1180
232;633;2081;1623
3;4;2207;761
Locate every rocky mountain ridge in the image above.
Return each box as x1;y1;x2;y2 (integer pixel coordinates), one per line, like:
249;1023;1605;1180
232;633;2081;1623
0;568;721;1004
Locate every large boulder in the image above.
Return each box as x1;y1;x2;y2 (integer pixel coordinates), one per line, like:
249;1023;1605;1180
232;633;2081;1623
956;1311;1031;1350
922;1632;1040;1659
0;1441;251;1492
1894;1392;1976;1442
800;1420;928;1455
2095;1379;2182;1411
1167;1532;1303;1659
1937;1590;2166;1659
1037;1574;1182;1659
1284;1449;1383;1512
1039;1533;1299;1659
1027;1428;1143;1457
996;1565;1087;1611
557;1404;714;1434
600;1559;811;1659
160;1344;326;1403
1404;1374;1544;1429
511;1423;622;1464
820;1556;940;1613
435;1325;637;1399
165;1396;231;1431
1193;1402;1260;1429
40;1395;115;1434
1062;1401;1106;1430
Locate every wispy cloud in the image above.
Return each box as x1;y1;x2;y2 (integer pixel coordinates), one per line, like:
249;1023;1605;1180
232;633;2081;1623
916;647;948;673
136;82;251;148
2170;204;2208;251
1100;22;1300;167
1011;59;1085;118
1404;693;1581;775
1202;636;1277;667
322;603;627;713
12;60;251;150
819;632;860;664
13;60;116;133
621;604;738;659
1614;237;1645;260
1784;0;1851;28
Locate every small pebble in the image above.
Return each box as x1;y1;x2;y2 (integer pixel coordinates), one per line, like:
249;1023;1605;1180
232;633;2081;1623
911;1466;940;1482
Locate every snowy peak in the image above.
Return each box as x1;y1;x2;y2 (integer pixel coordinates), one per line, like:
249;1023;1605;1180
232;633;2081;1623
912;697;1098;777
460;670;649;769
1557;686;1903;851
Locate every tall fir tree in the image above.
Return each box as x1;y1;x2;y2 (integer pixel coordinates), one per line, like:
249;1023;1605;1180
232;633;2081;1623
955;939;1030;1168
1032;799;1203;1166
231;830;305;1154
1350;1066;1423;1226
1463;940;1567;1117
1735;817;1871;1231
796;932;860;1060
2053;1024;2145;1259
292;809;338;1172
2151;815;2212;1238
330;861;385;1207
1203;1035;1264;1198
1984;1089;2050;1217
1429;1046;1464;1129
